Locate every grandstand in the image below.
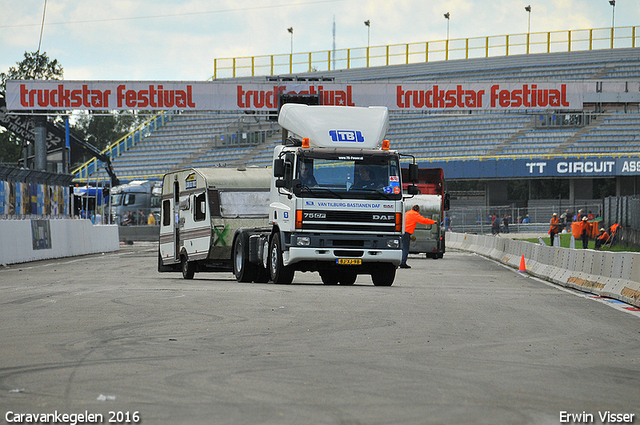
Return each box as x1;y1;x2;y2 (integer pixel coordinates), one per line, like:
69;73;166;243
81;40;640;214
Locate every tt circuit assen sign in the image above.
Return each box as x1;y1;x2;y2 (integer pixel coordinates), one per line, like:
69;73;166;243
424;157;640;179
5;80;584;112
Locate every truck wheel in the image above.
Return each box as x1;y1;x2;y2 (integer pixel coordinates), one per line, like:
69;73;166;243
320;270;339;285
233;233;257;282
181;255;195;280
371;264;395;286
269;234;294;284
339;272;357;286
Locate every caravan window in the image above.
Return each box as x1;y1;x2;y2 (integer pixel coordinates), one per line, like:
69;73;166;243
194;192;206;221
219;190;270;218
162;200;171;226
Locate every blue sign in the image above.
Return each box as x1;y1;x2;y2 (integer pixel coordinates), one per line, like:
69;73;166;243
418;156;640;179
329;130;365;143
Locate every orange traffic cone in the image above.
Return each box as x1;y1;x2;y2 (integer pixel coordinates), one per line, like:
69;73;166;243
518;255;527;273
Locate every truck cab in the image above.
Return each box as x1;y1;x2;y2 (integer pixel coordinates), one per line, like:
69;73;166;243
266;104;408;286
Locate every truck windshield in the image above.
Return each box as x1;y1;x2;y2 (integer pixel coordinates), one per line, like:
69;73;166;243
110;194;123;206
296;152;402;200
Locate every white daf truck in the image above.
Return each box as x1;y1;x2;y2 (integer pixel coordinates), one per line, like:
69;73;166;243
159;104;417;286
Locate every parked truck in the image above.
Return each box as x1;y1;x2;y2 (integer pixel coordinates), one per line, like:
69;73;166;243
158;104;418;285
402;168;450;258
108;180;162;225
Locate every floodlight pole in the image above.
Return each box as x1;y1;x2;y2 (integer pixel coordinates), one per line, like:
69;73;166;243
444;12;450;60
364;20;370;67
525;5;531;54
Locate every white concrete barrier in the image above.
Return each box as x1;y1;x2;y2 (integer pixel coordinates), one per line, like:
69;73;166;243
0;219;119;265
446;232;640;307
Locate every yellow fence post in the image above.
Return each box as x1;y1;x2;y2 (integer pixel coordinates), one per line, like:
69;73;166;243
485;36;489;57
425;42;429;62
589;29;593;50
232;58;236;78
611;27;614;49
547;32;551;53
466;38;469;59
327;50;331;71
347;49;351;69
406;43;409;64
386;45;390;66
366;46;370;68
506;34;509;56
251;57;255;76
289;53;293;74
633;26;636;48
568;30;572;52
445;39;449;60
526;33;530;54
213;58;217;80
270;55;274;75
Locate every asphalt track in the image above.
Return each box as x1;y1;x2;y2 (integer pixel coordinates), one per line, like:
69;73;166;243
1;244;639;425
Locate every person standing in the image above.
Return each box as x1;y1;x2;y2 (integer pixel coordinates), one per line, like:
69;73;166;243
400;205;436;269
549;213;561;246
580;216;590;249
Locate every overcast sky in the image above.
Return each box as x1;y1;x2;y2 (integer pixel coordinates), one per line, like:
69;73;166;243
2;0;639;82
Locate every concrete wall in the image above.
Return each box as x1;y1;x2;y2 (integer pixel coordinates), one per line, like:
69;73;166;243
446;232;640;307
0;219;119;265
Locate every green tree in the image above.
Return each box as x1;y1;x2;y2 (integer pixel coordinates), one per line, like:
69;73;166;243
0;51;63;91
0;130;23;165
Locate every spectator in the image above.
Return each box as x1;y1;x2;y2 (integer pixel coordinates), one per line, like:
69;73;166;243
502;214;510;233
491;214;500;235
562;209;573;231
148;213;156;226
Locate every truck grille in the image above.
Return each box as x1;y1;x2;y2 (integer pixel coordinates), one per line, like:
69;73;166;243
300;210;398;233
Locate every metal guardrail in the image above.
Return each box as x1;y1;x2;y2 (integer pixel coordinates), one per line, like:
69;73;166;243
212;25;639;79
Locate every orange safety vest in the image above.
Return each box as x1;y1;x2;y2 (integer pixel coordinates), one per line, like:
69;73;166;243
405;209;436;234
549;217;560;234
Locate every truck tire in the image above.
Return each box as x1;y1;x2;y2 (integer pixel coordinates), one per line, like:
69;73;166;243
233;233;257;282
269;233;294;284
339;271;357;286
320;270;339;285
371;264;395;286
181;254;195;280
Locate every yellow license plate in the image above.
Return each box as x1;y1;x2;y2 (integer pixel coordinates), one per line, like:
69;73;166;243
337;258;362;265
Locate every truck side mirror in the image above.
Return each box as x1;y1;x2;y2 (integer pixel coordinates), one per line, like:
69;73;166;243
407;184;419;195
273;159;285;178
408;163;419;183
292;179;302;196
443;192;450;211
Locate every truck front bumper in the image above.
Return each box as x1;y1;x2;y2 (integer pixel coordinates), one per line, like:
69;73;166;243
282;233;402;267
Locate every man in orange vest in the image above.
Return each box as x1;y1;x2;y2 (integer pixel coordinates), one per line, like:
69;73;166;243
594;228;610;249
400;205;436;269
549;213;561;246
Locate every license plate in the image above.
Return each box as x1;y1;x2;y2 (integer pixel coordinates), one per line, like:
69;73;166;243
336;258;362;265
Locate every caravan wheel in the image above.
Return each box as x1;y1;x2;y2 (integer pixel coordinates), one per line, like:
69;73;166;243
181;255;195;280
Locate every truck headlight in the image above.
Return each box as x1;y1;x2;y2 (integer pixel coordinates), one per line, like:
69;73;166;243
387;238;400;249
296;236;311;246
